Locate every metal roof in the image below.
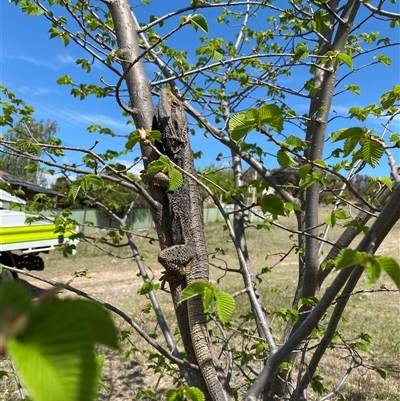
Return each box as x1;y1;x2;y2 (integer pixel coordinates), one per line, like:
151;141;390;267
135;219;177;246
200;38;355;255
0;171;61;197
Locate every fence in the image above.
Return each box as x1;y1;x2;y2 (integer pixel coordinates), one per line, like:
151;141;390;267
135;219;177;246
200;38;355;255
47;207;266;234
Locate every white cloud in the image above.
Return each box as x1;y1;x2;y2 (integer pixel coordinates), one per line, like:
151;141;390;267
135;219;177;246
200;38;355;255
7;54;58;69
60;110;132;134
56;53;76;65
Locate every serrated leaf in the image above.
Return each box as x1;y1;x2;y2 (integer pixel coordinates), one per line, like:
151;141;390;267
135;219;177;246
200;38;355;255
345;84;361;95
360;138;384;167
364;257;381;285
376;256;400;290
379;176;393;191
259;194;285;216
331;127;364;143
277;149;297;168
259;104;283;133
380;86;400;109
190;14;208;34
314;159;327;168
57;75;74;85
335;249;366;269
168;168;183;191
324;214;335;228
334;208;349;219
215;291;235;324
7;298;118;401
311;376;324;396
125;132;140;150
148;130;162;143
61;33;70;47
68;183;81;201
146;155;171;174
137;282;159;295
180;282;210;302
299;164;311;179
344;135;361;156
286;135;306;149
85;174;104;189
357;342;368;352
203;286;214;313
228;111;257;140
185;387;205;401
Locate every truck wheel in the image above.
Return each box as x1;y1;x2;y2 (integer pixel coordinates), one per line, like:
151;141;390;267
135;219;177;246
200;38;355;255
0;253;19;282
0;268;14;282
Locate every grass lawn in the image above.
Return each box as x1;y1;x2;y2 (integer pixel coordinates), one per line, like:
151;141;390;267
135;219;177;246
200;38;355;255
1;208;399;400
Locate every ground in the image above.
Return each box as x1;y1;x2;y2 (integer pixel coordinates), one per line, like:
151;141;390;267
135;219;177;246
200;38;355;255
1;213;399;400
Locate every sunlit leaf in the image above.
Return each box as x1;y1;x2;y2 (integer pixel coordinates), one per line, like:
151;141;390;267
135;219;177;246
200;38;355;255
228;111;257;140
259;104;283;133
376;256;400;290
215;291;235;324
259;194;285;216
168;168;183;191
335;249;366;269
190;14;208;34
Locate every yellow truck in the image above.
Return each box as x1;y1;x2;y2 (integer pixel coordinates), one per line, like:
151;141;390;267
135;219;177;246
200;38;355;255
0;210;78;281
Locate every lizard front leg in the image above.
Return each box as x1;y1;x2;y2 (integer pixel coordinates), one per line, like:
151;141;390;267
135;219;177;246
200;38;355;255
158;243;195;285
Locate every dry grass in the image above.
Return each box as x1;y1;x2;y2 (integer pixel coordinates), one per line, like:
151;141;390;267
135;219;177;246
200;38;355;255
1;208;399;400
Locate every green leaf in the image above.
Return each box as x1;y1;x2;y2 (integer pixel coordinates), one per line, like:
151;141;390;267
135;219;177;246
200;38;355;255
360;138;384;167
299;164;311;179
331;127;364;143
311;375;324;396
335;249;366;269
345;84;361;95
84;174;104;190
125;132;141;150
379;176;393;191
259;194;285;216
57;75;74;85
0;281;33;317
203;286;214;313
324;214;335;228
376;256;400;290
285;135;307;150
185;387;205;401
61;33;70;47
68;182;81;201
137;282;160;295
215;291;235;324
259;104;284;133
168;168;183;191
380;85;400;109
6;298;118;401
228;111;257;141
95;355;109;392
337;53;353;68
146;155;171;174
180;282;210;302
277;149;297;168
190;14;208;34
375;367;387;380
364;257;381;286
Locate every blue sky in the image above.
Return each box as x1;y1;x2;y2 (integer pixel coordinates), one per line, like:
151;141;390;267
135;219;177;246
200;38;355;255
1;0;399;185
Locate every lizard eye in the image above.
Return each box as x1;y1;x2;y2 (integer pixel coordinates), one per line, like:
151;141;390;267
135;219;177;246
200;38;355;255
170;99;179;108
